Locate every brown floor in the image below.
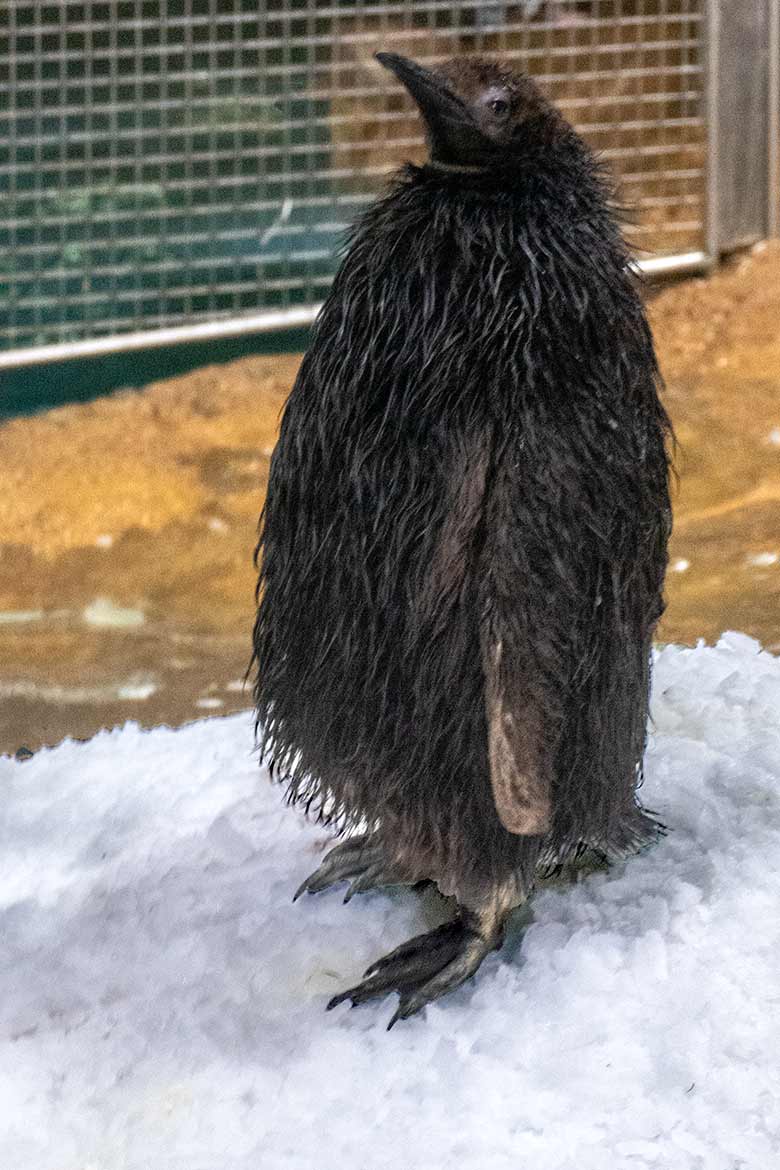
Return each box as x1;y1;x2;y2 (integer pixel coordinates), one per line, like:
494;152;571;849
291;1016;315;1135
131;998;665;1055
2;242;779;756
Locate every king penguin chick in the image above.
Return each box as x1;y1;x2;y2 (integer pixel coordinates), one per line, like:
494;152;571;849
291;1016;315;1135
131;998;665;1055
253;54;671;1027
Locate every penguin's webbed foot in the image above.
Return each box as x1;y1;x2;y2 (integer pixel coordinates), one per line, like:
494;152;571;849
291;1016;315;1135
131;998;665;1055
293;833;420;903
327;909;505;1027
536;842;610;885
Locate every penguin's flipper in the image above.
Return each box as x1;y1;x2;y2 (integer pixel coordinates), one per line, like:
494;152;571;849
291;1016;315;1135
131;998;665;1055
480;628;552;837
424;431;555;839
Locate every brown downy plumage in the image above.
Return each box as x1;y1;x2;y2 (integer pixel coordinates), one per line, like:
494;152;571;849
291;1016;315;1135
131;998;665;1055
253;53;671;1026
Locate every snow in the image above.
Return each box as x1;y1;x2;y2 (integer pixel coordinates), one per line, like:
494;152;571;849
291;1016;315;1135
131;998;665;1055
2;634;780;1169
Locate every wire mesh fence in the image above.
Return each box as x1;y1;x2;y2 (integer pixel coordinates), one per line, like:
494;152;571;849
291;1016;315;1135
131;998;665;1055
0;0;710;355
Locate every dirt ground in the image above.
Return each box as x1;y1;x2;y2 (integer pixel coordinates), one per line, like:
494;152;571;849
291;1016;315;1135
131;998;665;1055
1;241;779;755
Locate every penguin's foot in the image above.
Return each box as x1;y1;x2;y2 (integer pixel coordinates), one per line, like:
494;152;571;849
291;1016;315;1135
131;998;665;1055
326;907;506;1028
536;843;610;886
293;833;419;903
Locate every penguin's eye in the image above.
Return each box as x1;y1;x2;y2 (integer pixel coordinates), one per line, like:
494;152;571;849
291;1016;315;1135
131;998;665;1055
489;97;510;118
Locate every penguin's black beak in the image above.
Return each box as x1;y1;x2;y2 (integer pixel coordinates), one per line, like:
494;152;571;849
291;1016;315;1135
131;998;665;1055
375;52;486;168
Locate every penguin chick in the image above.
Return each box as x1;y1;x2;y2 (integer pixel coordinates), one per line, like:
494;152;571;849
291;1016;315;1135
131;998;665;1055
253;53;671;1027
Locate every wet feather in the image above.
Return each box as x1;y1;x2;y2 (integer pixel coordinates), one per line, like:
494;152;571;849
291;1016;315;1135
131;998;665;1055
253;61;671;902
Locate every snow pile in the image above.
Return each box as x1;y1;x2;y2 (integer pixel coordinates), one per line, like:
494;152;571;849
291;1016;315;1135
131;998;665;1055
2;634;780;1169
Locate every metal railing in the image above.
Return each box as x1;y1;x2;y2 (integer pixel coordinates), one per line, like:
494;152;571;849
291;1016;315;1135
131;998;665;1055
0;1;774;368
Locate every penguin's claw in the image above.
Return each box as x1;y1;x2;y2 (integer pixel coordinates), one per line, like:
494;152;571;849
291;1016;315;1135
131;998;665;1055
326;917;503;1023
293;834;376;901
342;865;385;903
294;833;417;902
535;843;610;887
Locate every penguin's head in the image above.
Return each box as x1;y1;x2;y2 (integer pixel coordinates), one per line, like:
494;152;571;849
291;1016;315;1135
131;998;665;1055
375;53;558;171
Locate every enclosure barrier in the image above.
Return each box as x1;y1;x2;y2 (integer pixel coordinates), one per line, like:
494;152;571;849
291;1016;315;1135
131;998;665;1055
1;0;778;369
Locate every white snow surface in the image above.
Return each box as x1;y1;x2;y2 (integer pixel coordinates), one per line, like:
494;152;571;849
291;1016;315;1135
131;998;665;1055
2;634;780;1169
